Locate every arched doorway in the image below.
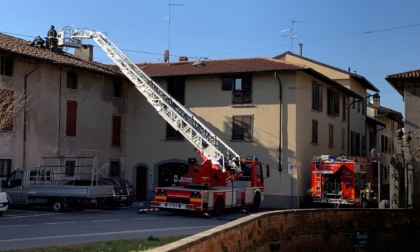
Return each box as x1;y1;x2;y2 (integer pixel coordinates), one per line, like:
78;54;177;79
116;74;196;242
157;162;189;187
135;165;147;201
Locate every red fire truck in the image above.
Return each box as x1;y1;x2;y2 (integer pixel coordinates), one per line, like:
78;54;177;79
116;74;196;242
58;27;270;216
311;155;378;207
151;152;269;216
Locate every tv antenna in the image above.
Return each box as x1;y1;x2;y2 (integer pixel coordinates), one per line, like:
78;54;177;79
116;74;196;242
167;3;183;62
282;19;305;53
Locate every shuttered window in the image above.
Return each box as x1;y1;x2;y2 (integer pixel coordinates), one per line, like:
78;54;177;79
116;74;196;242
232;115;252;141
232;75;252;104
312;120;318;144
0;89;14;131
66;100;77;136
312;82;323;112
112;115;121;146
0;159;11;176
0;55;13;76
327;89;340;117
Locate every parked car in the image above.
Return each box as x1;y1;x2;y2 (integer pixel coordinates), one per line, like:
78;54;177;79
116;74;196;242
65;179;128;208
100;177;136;205
0;189;8;216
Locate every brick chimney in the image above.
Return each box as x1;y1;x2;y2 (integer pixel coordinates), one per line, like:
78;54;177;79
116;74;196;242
372;93;380;108
75;44;93;61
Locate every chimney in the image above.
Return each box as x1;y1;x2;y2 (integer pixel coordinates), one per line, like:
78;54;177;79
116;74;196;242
75;44;93;61
299;43;303;56
372;93;380;108
179;56;188;62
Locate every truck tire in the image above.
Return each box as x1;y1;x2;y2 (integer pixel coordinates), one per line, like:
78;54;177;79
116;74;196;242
51;198;65;212
213;197;225;216
251;193;261;211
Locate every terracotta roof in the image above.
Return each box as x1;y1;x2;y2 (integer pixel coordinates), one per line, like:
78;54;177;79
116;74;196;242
386;69;420;80
0;32;121;76
138;57;362;99
385;69;420;96
274;51;379;92
137;57;307;77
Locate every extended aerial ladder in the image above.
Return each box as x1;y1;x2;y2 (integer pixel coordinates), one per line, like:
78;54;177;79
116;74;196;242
57;26;241;173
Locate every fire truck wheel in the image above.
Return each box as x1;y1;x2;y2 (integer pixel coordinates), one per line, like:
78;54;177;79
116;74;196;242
213;197;225;216
251;193;261;211
51;198;65;212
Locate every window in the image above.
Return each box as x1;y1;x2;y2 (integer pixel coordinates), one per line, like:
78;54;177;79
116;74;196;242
221;77;233;90
342;97;347;121
327;89;339;117
0;55;13;76
381;135;388;153
362;99;366;115
112;115;121;146
361;135;366;156
232;115;252;141
166;77;185;140
223;75;252;104
311;120;318;144
0;159;11;176
65;161;75;177
66;100;77;136
342;128;346;150
350;131;360;156
312;82;323;112
110;160;120;177
113;79;122;98
67;72;78;89
328;124;334;148
0;89;14;131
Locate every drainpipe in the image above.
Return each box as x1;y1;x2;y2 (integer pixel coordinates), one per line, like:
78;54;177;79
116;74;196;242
275;72;283;173
23;64;43;168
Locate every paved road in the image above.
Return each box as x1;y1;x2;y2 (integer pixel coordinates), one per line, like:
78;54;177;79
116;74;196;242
0;203;246;251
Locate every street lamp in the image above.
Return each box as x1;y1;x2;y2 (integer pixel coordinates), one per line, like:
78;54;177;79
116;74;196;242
347;93;380;157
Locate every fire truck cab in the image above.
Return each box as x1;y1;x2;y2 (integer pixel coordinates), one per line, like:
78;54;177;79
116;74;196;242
311;155;378;207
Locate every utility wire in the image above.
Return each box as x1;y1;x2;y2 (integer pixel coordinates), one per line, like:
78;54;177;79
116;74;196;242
2;23;420;62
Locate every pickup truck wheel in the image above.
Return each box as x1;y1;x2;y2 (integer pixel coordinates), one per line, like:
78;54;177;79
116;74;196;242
51;199;65;212
213;197;225;216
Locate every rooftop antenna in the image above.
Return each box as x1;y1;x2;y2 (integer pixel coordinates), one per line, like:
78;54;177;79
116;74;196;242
282;19;305;53
167;3;183;62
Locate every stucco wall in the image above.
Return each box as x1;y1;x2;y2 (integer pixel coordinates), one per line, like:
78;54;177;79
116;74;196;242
151;209;420;252
0;57;127;175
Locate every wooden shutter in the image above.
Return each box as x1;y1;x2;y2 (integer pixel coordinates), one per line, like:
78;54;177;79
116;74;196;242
112;116;121;146
66;100;77;136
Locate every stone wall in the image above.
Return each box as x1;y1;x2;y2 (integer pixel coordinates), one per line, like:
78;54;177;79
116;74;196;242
150;209;420;252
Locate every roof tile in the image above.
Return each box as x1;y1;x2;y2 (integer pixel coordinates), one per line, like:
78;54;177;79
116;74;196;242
0;33;121;76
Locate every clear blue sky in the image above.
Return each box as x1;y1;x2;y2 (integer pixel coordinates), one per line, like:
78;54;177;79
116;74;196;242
2;0;419;115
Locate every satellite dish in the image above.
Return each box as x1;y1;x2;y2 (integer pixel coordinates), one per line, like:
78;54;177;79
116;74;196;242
164;49;169;62
371;148;379;161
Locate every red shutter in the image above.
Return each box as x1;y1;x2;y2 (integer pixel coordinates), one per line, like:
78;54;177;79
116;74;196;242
66;100;77;136
112;116;121;146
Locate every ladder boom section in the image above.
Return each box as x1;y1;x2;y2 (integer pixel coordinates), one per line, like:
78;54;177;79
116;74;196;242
66;27;240;173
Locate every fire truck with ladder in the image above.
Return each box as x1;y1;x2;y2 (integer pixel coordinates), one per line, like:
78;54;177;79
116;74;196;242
311;155;378;207
58;27;270;216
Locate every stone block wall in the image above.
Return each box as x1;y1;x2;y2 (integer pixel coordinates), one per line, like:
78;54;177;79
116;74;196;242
150;209;420;252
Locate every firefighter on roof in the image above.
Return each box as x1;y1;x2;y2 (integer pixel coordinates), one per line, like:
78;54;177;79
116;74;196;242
47;25;57;51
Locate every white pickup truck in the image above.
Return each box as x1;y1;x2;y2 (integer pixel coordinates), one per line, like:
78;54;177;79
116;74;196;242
1;157;115;212
0;189;8;216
